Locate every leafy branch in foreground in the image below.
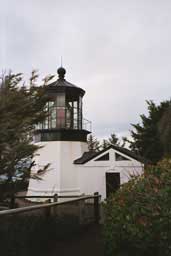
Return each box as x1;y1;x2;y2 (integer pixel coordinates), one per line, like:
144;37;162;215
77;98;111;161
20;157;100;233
0;71;52;199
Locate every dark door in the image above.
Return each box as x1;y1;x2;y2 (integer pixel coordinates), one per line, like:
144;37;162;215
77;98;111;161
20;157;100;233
106;172;120;198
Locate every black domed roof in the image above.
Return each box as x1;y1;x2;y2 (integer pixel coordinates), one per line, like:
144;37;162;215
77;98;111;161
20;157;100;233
46;67;85;97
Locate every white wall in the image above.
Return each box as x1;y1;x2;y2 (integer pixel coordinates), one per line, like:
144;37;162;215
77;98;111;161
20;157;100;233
27;141;88;197
27;141;61;196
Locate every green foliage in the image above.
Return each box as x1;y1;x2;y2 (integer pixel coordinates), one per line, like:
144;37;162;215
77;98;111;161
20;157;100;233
108;133;120;145
101;133;120;150
101;133;126;150
158;105;171;156
129;100;171;164
0;71;50;199
88;132;125;152
101;139;110;150
87;134;100;152
104;161;171;256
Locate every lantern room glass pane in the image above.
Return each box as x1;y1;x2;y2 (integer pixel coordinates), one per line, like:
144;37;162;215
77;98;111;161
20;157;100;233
78;96;82;129
48;94;66;128
56;93;65;107
38;92;84;130
51;107;57;128
56;108;65;128
73;101;78;129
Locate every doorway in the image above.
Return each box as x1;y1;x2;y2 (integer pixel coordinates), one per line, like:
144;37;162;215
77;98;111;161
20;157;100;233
105;172;120;198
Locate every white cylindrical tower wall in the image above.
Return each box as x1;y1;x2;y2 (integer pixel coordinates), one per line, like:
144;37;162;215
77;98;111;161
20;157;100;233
27;141;88;197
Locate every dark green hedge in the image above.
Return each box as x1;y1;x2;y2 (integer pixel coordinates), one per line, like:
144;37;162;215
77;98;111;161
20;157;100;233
104;160;171;256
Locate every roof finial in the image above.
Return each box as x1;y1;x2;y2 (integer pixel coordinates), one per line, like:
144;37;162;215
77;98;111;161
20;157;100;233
57;57;66;79
57;66;66;79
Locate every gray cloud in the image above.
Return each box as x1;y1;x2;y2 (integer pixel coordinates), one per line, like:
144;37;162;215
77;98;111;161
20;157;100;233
1;0;171;139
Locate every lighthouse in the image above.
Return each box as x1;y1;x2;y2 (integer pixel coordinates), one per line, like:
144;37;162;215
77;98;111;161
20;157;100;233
27;67;91;198
27;67;144;200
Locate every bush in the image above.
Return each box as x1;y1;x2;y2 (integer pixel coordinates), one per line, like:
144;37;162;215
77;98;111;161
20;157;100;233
104;159;171;256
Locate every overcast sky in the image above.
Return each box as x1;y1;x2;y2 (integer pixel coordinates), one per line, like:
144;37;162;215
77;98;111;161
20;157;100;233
1;0;171;140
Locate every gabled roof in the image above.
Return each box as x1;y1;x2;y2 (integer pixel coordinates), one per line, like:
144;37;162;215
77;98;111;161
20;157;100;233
74;144;145;164
74;151;97;164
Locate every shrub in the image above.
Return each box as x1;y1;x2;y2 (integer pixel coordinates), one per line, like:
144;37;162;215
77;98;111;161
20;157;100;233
104;160;171;256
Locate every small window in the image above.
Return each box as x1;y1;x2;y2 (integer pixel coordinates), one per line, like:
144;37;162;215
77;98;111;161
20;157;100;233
95;153;109;161
115;153;130;161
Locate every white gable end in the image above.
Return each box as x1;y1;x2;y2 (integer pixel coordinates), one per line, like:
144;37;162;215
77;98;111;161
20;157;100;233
83;147;141;167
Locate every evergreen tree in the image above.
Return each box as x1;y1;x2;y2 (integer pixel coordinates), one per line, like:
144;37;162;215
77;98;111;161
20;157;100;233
0;71;51;199
158;105;171;157
101;139;109;150
129;100;171;164
87;134;100;152
121;136;127;148
101;133;120;150
108;133;120;146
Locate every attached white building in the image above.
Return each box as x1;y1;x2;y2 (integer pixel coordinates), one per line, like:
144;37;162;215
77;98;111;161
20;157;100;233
75;145;143;200
27;67;143;200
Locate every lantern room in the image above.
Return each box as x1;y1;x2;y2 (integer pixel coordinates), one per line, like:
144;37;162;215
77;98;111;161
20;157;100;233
35;67;91;142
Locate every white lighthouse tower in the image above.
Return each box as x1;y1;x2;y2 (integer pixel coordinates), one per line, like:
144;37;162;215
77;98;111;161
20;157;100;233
27;67;91;198
27;67;144;200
